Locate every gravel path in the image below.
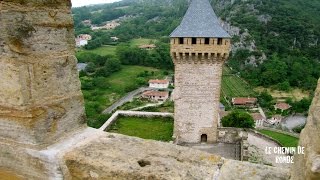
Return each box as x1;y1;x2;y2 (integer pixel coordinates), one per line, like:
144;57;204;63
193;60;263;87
247;132;292;168
102;87;151;114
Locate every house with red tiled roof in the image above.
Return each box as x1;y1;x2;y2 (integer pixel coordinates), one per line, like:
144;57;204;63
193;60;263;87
251;113;266;127
142;90;169;102
274;102;291;112
231;97;257;107
149;79;169;89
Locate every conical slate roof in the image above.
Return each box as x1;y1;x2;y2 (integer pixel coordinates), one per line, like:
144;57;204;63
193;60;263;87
170;0;230;38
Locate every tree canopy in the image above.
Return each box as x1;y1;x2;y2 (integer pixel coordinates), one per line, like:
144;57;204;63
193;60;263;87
221;110;255;128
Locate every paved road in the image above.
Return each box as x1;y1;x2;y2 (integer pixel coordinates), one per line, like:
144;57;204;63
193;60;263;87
282;115;307;130
247;132;291;168
102;87;151;114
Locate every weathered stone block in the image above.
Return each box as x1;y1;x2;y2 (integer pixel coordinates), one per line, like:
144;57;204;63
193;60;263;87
0;0;85;146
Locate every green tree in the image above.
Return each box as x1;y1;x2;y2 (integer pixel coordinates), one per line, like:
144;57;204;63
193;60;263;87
85;62;96;73
221;110;255;128
258;91;273;109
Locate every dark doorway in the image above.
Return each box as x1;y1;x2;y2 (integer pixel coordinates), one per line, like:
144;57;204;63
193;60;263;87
201;134;207;143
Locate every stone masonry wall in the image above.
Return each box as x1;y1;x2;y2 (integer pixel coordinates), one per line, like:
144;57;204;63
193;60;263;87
171;38;230;143
174;62;223;143
0;0;86;146
291;79;320;180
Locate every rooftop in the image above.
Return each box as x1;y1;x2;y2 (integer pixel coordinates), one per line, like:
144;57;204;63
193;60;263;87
274;102;291;110
251;113;265;121
232;97;257;105
170;0;230;38
149;79;169;84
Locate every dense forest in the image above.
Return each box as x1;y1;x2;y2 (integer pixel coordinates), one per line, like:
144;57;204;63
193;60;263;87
72;0;320;91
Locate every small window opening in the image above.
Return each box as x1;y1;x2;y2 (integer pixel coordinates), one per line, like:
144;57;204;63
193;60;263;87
217;38;223;45
185;53;190;59
179;38;184;44
201;134;207;143
191;53;196;60
192;38;197;44
205;38;210;44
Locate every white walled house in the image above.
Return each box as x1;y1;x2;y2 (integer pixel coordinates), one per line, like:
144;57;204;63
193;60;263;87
75;34;92;47
251;113;265;128
149;79;169;89
76;39;88;47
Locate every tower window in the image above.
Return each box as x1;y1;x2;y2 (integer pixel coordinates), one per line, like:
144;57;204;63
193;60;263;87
179;38;184;44
204;38;210;44
192;38;197;44
217;38;223;45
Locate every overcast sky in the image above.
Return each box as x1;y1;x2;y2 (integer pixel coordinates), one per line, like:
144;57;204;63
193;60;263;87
71;0;121;7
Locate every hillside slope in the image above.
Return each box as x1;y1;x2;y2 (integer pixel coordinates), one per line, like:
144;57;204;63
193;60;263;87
73;0;320;91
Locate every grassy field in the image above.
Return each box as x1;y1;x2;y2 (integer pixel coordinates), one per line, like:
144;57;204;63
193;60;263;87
82;65;166;127
258;129;299;147
130;38;157;47
254;87;310;101
108;116;173;141
140;101;174;113
77;45;117;56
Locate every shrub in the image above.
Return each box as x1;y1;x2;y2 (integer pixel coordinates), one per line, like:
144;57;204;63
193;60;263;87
221;110;255;128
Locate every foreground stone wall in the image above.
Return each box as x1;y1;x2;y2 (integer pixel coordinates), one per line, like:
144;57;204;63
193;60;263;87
0;1;316;179
0;0;86;146
291;79;320;180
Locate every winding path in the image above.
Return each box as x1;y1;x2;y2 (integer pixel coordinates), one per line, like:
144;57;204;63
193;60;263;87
247;132;292;168
102;87;151;114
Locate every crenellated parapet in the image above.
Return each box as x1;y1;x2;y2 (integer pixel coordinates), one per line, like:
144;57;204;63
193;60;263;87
171;37;231;64
170;38;231;64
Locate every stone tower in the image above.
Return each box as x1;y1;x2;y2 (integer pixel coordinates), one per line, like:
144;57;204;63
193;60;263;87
170;0;231;143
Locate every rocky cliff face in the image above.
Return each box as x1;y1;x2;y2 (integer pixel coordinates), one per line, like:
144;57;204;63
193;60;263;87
0;0;86;146
291;79;320;180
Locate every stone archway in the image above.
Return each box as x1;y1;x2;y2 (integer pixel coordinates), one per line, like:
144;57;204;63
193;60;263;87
201;134;207;143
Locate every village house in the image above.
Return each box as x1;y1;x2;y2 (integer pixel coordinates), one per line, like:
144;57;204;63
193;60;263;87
149;79;169;89
78;34;92;40
274;102;291;112
139;44;156;50
91;21;121;30
82;19;92;26
111;36;119;41
267;115;283;125
251;113;265;128
75;34;92;47
142;90;169;102
231;97;258;107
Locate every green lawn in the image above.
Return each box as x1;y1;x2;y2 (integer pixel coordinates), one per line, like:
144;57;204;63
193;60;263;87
258;129;299;147
221;69;256;98
140;101;174;113
130;38;157;47
77;45;117;56
108;116;174;141
81;65;166;127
